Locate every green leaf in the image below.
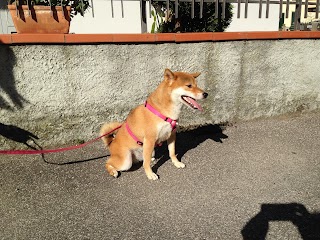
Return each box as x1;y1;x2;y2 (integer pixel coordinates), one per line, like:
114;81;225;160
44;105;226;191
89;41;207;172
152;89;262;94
151;22;155;33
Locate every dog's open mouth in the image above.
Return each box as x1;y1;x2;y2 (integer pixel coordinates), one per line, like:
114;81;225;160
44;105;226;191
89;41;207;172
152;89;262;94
181;96;203;111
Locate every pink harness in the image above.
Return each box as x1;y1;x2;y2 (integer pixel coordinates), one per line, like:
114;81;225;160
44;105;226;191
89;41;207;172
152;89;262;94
126;101;177;146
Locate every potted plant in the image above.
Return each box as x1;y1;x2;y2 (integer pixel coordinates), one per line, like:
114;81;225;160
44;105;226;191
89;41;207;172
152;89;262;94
7;0;90;34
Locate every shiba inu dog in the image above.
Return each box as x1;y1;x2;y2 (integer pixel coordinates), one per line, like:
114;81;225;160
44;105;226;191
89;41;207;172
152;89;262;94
100;68;208;180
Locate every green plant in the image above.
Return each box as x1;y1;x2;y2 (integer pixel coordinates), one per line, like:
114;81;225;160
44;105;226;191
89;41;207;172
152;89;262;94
151;1;233;33
8;0;90;17
151;10;156;33
151;9;164;33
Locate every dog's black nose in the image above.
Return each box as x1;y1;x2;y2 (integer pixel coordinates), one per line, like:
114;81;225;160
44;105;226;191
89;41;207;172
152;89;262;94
203;92;208;99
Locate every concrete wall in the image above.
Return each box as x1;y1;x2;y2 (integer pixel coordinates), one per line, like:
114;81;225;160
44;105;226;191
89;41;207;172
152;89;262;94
1;40;320;149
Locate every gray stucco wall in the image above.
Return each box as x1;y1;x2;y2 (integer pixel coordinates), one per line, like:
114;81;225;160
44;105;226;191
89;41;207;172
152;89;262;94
1;40;320;149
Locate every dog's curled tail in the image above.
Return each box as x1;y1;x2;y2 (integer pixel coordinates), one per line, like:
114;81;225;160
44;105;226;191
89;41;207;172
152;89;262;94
100;122;122;148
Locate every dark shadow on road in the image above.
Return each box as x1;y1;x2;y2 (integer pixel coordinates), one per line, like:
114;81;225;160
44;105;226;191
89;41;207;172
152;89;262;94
40;124;227;168
242;203;320;240
0;43;28;110
0;123;41;150
153;124;228;173
41;154;110;165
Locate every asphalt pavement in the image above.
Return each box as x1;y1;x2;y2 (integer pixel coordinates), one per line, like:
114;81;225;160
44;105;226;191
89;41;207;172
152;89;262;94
1;112;320;240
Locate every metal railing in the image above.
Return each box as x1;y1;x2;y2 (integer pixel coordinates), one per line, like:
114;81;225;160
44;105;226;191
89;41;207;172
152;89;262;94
107;0;320;32
4;0;320;33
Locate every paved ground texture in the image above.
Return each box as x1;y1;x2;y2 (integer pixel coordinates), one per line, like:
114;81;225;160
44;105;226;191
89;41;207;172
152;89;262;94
1;112;320;240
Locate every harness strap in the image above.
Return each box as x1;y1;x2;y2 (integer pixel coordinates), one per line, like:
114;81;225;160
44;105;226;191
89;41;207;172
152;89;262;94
125;122;143;146
125;101;178;146
145;101;177;130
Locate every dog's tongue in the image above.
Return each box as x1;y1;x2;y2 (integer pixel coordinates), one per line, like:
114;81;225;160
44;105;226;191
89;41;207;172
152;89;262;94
186;96;203;111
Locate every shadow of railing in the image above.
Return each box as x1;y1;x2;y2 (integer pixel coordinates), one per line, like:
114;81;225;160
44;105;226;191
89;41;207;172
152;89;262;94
0;43;28;110
242;203;320;240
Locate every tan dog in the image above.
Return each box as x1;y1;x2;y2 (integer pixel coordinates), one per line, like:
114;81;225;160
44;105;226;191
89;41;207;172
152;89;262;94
100;69;208;180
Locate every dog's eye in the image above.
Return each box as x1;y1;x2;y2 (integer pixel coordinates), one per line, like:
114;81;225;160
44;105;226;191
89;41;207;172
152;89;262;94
186;84;192;88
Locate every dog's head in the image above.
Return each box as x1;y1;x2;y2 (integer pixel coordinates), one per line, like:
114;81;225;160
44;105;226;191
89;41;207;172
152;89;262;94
164;68;208;111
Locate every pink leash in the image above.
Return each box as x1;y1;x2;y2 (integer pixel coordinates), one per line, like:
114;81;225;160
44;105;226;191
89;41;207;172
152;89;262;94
0;125;122;155
0;101;177;153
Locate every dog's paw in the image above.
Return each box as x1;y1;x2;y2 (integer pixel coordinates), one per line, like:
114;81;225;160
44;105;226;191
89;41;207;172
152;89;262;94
111;170;119;178
173;161;185;169
146;172;159;180
106;164;119;178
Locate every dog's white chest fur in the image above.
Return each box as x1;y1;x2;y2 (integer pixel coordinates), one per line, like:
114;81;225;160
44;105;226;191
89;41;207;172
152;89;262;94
157;121;173;143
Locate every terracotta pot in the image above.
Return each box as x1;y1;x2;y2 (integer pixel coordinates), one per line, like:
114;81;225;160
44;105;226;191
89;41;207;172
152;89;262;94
8;4;71;34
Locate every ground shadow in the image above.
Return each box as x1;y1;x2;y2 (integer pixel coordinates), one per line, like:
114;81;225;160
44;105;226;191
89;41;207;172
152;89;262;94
0;123;41;150
42;154;110;166
152;124;228;173
40;124;227;168
242;203;320;240
0;43;28;110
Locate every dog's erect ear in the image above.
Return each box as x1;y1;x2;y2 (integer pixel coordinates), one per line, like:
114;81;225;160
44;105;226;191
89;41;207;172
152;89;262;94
191;72;201;78
164;68;175;82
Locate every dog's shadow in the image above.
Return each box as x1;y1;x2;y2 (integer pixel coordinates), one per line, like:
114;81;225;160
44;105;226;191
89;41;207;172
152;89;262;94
150;124;228;173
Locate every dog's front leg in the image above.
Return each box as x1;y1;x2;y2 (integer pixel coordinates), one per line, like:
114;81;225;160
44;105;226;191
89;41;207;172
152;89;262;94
167;131;185;169
143;138;158;180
